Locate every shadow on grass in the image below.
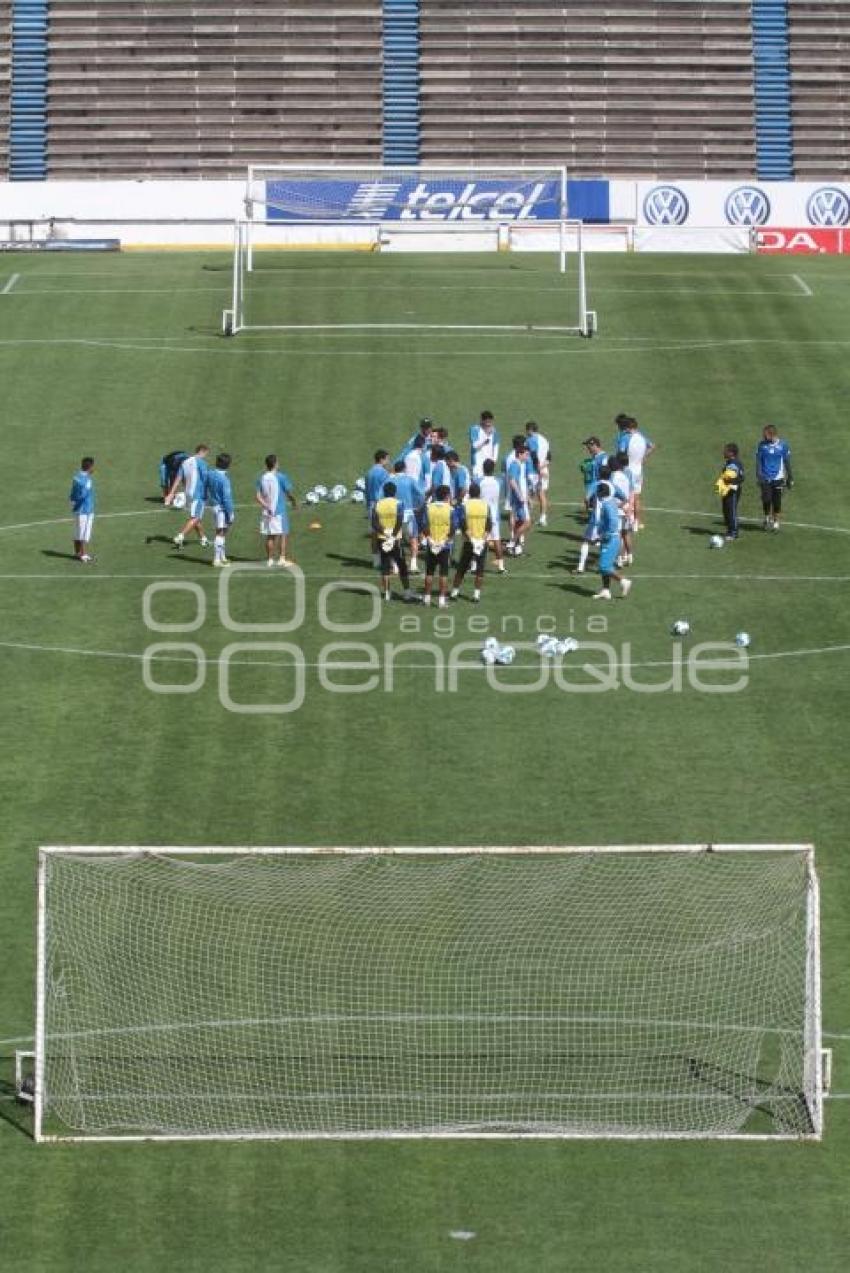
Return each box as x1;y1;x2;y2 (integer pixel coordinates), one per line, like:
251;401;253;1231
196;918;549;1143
684;524;722;537
325;552;375;571
40;549;80;562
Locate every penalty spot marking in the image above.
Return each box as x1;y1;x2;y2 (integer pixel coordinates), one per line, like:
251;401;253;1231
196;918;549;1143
449;1231;477;1242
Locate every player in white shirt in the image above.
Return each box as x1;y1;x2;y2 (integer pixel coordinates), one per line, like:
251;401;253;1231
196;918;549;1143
255;453;297;566
480;458;506;573
608;455;636;566
525;420;551;527
166;444;210;549
620;416;655;530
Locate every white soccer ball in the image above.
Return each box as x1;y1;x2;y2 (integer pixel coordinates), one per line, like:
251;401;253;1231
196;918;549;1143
481;649;497;665
555;638;579;656
305;490;320;505
326;488;342;503
535;633;553;650
483;637;500;653
171;491;186;510
355;477;366;492
539;637;559;658
671;619;691;637
334;484;348;500
496;645;516;665
350;489;365;504
735;631;751;648
709;534;725;549
314;484;329;498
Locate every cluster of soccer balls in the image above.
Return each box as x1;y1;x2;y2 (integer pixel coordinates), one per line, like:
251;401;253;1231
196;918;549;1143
305;477;367;506
671;619;751;648
480;634;581;666
304;482;352;505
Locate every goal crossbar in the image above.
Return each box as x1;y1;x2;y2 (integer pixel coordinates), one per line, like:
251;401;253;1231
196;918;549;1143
34;844;822;1143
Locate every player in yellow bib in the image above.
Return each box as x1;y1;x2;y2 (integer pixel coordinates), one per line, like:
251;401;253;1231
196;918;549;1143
372;482;413;602
422;485;455;608
450;484;493;603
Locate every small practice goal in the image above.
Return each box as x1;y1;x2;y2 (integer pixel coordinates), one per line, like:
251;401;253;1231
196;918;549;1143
27;844;824;1142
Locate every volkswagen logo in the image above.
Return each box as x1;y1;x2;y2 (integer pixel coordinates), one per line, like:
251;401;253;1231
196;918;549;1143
724;186;771;226
643;186;689;226
806;187;850;227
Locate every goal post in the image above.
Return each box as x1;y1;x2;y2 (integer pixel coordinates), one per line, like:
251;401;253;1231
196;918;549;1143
222;164;595;338
33;844;823;1143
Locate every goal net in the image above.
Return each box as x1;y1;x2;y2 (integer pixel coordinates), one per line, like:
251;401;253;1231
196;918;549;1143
34;845;822;1142
222;165;594;337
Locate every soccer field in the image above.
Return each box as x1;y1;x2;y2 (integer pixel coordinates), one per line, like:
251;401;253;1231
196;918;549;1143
0;248;848;1270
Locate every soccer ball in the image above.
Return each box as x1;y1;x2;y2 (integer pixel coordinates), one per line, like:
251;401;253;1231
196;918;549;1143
350;489;365;504
539;637;559;658
326;487;342;503
671;619;691;637
483;637;500;653
171;491;186;510
355;477;366;492
314;484;329;499
709;534;724;549
305;491;320;505
556;637;579;655
333;484;348;500
496;645;516;665
735;632;751;648
481;648;497;666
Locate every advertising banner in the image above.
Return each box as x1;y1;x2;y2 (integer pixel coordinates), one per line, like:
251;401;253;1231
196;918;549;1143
755;227;847;254
635;181;850;229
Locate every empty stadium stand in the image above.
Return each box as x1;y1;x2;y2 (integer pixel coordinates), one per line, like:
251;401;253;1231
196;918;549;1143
0;4;9;178
419;1;757;177
788;1;850;177
45;1;384;179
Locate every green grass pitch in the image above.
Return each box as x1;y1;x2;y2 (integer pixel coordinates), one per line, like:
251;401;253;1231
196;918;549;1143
0;247;848;1270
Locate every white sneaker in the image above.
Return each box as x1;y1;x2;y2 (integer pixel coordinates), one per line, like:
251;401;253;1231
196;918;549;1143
539;514;547;527
172;535;184;548
213;558;230;568
620;578;633;598
450;589;459;600
266;558;275;567
409;560;419;574
278;557;289;567
771;521;780;532
78;553;93;564
199;536;210;548
438;596;447;609
593;588;612;601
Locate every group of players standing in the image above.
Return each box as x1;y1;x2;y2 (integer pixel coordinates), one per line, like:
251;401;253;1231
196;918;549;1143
365;413;552;605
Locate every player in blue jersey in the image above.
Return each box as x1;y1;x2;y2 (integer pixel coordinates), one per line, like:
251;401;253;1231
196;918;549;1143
428;445;451;498
167;444;210;549
365;449;392;566
756;424;793;531
607;454;636;565
159;449;188;501
617;416;655;530
446;451;470;505
206;452;235;567
593;481;633;600
468;410;500;479
505;435;532;555
69;456;96;563
391;460;424;574
256;453;297;566
400;417;433;459
714;444;745;542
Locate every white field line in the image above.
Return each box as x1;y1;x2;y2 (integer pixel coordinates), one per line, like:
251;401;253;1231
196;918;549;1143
0;501;848;540
1;637;850;670
1;273;20;295
791;273;813;297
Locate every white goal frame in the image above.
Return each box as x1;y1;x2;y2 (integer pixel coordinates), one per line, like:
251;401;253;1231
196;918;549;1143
33;843;823;1144
222;164;594;338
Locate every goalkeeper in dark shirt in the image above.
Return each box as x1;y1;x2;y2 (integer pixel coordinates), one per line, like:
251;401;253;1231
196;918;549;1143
715;444;744;541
